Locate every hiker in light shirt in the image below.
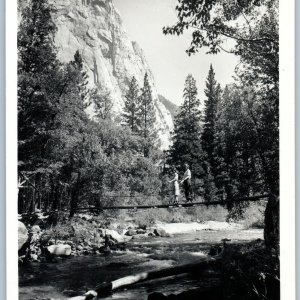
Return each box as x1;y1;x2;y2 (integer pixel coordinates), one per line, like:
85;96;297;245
180;163;192;202
169;167;180;204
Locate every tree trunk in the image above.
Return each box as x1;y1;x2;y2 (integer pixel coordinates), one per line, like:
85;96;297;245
69;257;220;300
69;187;80;218
69;173;82;218
264;192;279;250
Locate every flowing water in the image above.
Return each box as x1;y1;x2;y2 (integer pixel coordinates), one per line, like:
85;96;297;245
19;228;263;300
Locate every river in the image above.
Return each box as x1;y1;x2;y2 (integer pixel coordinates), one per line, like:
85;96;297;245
19;228;263;300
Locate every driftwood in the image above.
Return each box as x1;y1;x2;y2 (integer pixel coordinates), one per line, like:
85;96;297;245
69;256;221;300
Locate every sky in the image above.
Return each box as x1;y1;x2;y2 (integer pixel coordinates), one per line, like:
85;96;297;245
113;0;240;106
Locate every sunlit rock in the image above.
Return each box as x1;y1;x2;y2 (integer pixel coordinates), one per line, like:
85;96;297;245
47;244;72;256
18;0;174;149
18;221;28;251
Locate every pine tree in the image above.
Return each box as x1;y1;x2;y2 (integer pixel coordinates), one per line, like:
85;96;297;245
51;51;93;215
123;76;140;132
201;65;222;200
18;0;62;171
92;90;113;121
169;74;203;182
202;65;221;162
138;73;157;157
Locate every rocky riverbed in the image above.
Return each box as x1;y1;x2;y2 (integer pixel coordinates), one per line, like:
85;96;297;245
18;212;249;264
19;223;265;300
18;211;279;300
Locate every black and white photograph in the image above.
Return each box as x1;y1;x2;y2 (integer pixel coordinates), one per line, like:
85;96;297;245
13;0;291;299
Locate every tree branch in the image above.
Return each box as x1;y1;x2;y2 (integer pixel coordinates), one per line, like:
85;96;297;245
235;0;253;37
217;44;236;54
188;25;278;44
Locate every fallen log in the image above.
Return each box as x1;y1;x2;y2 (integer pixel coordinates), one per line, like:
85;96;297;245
69;256;221;300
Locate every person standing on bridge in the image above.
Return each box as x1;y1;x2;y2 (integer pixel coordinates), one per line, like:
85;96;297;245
180;163;192;202
169;167;180;204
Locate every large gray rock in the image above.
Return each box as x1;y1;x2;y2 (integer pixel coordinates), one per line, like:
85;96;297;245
105;229;131;243
47;244;72;256
153;228;171;238
18;0;174;149
18;221;28;250
125;229;136;236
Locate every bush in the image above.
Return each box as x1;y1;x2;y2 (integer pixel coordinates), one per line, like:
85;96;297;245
242;201;266;229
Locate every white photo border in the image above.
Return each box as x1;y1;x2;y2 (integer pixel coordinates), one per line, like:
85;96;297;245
6;0;296;299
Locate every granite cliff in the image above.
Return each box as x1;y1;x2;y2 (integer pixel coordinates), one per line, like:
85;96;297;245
18;0;174;149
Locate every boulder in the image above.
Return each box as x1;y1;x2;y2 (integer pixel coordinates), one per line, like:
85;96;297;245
47;244;71;256
76;245;83;251
106;229;128;243
30;254;38;261
153;228;171;238
18;221;28;251
125;229;136;236
136;229;146;234
31;225;41;233
138;224;147;230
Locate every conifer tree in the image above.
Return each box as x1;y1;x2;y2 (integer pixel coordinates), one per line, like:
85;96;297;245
169;74;203;181
201;65;222;200
123;76;140;132
51;51;93;215
202;65;221;164
138;73;157;157
92;90;113;121
18;0;62;171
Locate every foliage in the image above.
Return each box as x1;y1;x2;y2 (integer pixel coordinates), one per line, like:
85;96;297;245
18;0;61;172
163;0;279;248
222;241;279;300
163;0;278;69
123;76;140;132
138;73;159;157
122;74;159;157
18;1;163;216
201;65;222;201
168;74;204;184
92;89;113;121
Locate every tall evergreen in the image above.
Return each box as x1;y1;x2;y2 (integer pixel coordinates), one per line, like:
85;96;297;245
202;65;220;162
169;74;203;181
138;73;157;157
51;51;91;214
123;76;140;132
93;90;113;121
18;0;62;171
201;65;222;200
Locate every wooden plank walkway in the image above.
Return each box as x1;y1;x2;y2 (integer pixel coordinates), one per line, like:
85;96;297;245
19;194;269;216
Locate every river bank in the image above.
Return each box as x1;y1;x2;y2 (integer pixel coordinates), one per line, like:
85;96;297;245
18;210;262;264
19;226;265;300
18;208;279;300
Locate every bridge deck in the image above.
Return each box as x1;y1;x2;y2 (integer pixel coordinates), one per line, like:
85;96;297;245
19;194;269;216
77;194;269;211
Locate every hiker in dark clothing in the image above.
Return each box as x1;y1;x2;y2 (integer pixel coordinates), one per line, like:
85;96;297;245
180;163;192;202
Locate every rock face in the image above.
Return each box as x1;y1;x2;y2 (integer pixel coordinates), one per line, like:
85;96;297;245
19;0;174;149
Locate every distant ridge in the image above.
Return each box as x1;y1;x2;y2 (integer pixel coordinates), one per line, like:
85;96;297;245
158;94;178;120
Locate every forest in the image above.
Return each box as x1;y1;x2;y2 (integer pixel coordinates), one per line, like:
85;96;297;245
18;0;279;250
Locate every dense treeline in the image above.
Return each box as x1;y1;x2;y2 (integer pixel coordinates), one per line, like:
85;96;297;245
18;0;162;216
18;0;278;249
168;69;268;212
164;0;279;248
